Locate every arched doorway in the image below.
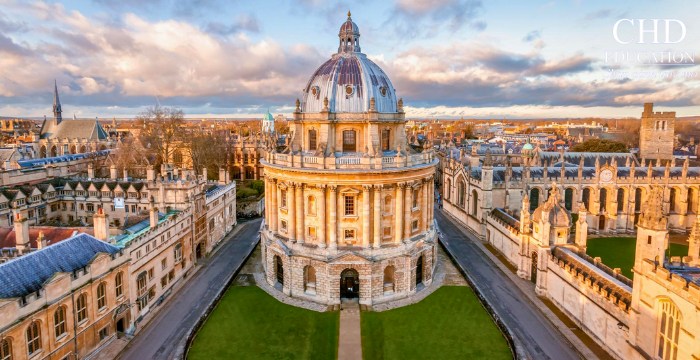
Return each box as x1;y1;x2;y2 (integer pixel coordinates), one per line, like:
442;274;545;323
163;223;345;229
275;256;284;285
530;252;538;284
195;243;203;259
598;215;606;230
340;268;359;299
116;318;125;334
416;256;424;287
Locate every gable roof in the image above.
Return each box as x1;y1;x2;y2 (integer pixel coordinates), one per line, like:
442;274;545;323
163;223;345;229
40;119;109;140
0;233;121;299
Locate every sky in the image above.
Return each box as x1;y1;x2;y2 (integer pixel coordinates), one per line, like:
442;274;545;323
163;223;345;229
0;0;699;119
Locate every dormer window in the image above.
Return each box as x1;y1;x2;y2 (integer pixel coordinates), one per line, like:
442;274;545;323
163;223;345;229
311;86;320;99
345;85;354;97
380;86;387;97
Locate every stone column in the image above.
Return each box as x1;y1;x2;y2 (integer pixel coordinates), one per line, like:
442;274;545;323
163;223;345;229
296;183;304;244
362;185;371;248
264;179;270;229
373;185;381;249
329;185;337;250
404;183;412;240
288;183;296;241
318;185;326;248
394;183;404;244
271;179;278;232
422;179;429;231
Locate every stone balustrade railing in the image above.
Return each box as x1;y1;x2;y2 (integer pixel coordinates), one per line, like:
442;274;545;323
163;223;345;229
266;150;435;170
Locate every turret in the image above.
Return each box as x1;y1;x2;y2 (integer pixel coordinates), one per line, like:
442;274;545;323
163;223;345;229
634;186;669;271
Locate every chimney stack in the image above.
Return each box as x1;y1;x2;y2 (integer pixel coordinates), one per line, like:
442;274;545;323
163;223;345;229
147;166;156;181
123;169;128;181
110;165;118;179
219;167;227;185
202;167;208;182
87;163;94;180
93;206;110;241
13;212;30;253
36;231;46;250
149;196;158;228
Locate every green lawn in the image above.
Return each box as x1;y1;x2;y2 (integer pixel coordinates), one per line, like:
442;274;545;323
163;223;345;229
587;237;688;279
361;286;512;360
188;286;339;360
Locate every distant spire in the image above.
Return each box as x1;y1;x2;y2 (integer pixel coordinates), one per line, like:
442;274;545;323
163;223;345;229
53;80;62;124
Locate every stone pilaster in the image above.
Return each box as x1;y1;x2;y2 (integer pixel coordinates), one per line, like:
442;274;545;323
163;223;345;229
329;185;337;250
394;183;404;244
296;183;304;243
362;185;371;248
288;182;296;242
373;185;382;249
318;185;326;248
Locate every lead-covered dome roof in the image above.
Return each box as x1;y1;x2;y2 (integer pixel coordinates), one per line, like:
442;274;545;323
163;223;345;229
301;12;398;114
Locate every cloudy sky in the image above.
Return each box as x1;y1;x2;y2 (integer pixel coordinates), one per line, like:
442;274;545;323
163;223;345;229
0;0;699;119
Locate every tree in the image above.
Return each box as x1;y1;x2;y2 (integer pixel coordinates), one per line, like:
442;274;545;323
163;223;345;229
137;106;185;169
182;127;227;178
570;139;629;153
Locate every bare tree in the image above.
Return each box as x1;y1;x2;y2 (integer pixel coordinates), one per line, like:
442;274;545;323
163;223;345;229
182;126;228;178
137;106;184;169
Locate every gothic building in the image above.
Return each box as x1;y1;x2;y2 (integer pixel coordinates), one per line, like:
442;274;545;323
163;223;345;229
260;13;437;306
639;103;676;162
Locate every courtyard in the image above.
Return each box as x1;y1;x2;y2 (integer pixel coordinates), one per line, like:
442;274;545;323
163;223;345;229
187;286;340;360
586;237;689;278
361;286;512;360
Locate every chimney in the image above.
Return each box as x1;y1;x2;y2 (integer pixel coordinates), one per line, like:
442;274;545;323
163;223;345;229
219;167;227;185
36;231;46;250
123;169;128;181
13;212;30;252
93;206;110;241
643;103;653;116
87;163;94;180
147;166;156;181
110;165;118;179
149;197;159;228
202;167;208;181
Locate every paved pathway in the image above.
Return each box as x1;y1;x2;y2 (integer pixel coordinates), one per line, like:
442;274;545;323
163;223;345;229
435;210;582;360
117;218;262;360
338;300;362;360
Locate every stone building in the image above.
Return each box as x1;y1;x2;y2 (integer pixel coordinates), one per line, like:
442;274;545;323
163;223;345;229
639;102;676;163
0;233;130;360
260;13;438;306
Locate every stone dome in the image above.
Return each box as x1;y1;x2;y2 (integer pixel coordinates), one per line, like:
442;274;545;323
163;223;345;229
532;186;571;228
300;13;398;114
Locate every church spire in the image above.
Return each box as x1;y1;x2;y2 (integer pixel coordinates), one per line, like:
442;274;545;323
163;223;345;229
53;80;62;124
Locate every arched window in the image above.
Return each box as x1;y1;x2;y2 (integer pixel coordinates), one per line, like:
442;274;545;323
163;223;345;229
70;145;76;154
97;282;106;310
564;188;574;211
471;190;479;216
617;188;625;212
688;188;697;213
381;129;390;151
80;145;87;153
76;293;88;322
383;266;395;294
412;188;419;209
599;188;608;212
303;266;316;294
39;145;47;158
458;180;466;208
308;129;317;151
26;321;41;355
445;179;451;201
173;151;183;166
115;272;124;298
49;145;57;157
0;338;11;360
54;306;66;339
530;188;540;212
342;130;356;152
635;188;644;212
307;196;316;216
582;188;591;211
657;300;681;360
669;188;677;213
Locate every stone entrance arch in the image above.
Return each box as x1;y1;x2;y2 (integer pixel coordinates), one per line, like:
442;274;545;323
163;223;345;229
275;256;284;286
340;268;359;299
416;256;424;287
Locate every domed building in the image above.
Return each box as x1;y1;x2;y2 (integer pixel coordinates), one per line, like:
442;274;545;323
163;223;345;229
260;12;438;306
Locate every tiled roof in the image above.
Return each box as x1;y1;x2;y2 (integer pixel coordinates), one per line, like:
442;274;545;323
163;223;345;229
40;119;109;140
0;233;121;299
0;227;94;249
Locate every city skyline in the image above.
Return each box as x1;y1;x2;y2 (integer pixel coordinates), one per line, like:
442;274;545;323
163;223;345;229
0;0;698;119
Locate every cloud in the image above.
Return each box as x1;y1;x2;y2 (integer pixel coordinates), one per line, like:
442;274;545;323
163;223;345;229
522;30;541;43
386;0;485;38
583;9;612;21
205;14;260;35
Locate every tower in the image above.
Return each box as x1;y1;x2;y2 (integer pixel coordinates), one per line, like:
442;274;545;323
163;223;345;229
639;103;675;163
634;186;669;271
262;110;275;134
53;80;62;125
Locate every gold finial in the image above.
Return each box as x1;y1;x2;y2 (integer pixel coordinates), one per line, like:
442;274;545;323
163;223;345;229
347;10;351;18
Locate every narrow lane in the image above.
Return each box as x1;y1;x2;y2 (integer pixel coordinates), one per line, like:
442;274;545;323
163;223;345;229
435;210;580;360
118;218;262;360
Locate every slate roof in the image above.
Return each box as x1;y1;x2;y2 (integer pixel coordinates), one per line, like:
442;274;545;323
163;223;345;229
17;150;110;168
0;233;121;299
40;119;109;140
0;227;94;249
